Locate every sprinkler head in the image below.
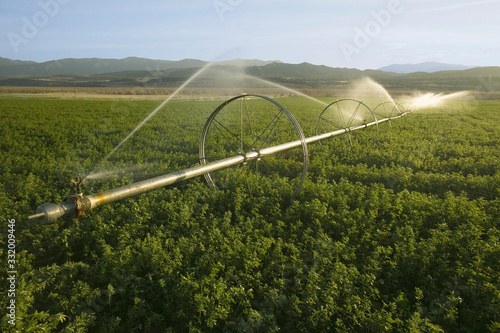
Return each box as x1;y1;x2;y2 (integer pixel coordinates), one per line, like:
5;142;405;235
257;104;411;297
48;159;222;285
71;176;84;196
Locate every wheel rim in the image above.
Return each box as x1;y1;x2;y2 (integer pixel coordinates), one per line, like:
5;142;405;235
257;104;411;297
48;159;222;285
200;94;308;201
316;99;378;146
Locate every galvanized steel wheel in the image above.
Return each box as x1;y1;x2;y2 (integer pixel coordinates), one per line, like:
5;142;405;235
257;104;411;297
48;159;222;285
373;101;405;119
373;101;407;128
399;102;416;113
200;94;308;201
315;99;378;146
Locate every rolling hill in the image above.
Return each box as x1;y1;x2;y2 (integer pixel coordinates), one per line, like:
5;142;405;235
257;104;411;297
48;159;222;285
0;57;498;96
378;62;473;73
0;57;278;77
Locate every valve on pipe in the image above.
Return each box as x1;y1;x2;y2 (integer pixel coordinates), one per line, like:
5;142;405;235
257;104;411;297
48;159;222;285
27;175;87;224
71;176;84;196
27;95;411;224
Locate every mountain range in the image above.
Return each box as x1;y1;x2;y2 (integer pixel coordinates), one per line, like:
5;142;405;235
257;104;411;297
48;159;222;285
0;57;482;77
0;57;279;77
378;62;473;73
0;57;498;95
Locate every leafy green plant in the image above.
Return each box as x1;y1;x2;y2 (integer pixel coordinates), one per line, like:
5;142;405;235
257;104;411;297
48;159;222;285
1;97;498;332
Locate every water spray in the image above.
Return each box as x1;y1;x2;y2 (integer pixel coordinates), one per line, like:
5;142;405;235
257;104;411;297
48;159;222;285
407;91;471;109
28;94;414;225
90;62;216;174
245;75;329;106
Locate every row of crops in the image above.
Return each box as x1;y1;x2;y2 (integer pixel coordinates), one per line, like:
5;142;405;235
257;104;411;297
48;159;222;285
1;96;499;332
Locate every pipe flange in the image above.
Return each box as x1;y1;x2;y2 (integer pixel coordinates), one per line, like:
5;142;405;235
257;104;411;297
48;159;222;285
65;195;85;219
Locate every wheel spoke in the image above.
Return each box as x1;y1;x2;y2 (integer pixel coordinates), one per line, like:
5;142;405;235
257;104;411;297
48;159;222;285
243;96;257;146
200;94;307;200
212;117;242;145
348;102;361;127
316;99;378;149
319;116;343;130
337;102;347;128
251;110;284;149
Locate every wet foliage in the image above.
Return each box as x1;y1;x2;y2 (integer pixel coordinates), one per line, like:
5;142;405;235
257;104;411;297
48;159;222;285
1;97;499;332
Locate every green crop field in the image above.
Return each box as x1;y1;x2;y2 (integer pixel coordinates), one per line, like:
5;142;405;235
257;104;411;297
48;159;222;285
1;96;499;332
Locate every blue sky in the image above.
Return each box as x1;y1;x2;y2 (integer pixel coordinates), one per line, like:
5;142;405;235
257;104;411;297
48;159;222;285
1;0;499;69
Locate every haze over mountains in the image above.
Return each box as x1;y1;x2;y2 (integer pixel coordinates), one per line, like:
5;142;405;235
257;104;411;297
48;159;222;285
0;57;280;77
378;62;474;74
0;57;484;77
0;57;498;96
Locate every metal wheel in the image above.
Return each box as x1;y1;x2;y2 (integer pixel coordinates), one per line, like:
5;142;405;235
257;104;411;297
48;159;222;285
399;102;416;113
199;94;308;201
373;102;405;119
373;101;407;128
315;99;378;147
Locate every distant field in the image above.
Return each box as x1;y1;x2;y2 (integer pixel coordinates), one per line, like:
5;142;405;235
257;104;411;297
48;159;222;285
0;86;348;100
1;96;499;332
1;85;473;100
